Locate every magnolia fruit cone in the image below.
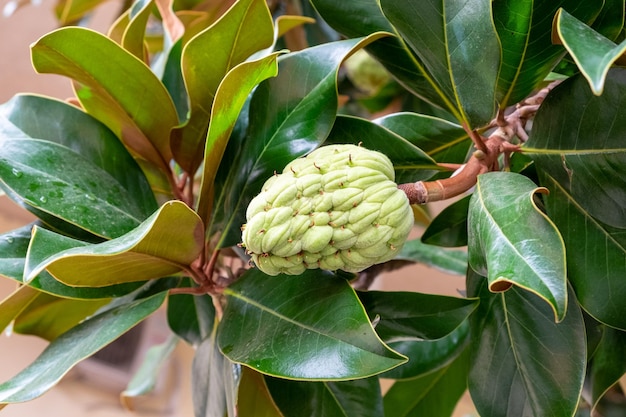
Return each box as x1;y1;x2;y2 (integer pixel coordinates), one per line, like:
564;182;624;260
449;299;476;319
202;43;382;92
241;144;414;275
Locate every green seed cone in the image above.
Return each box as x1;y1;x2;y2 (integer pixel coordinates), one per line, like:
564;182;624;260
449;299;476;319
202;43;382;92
241;144;413;275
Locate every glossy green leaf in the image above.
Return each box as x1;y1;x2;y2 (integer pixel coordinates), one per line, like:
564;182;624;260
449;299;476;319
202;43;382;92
382;321;469;380
379;0;500;127
541;175;626;330
212;35;386;249
167;284;215;346
121;334;179;408
493;0;602;106
0;291;166;404
237;368;282;417
309;0;451;111
0;139;148;239
196;53;280;225
467;270;586;417
591;0;625;41
323;115;440;183
358;290;476;342
31;27;179;171
373;112;470;166
25;201;203;287
171;0;274;173
265;375;383;417
121;0;153;61
555;8;626;95
525;69;626;229
588;327;626;413
383;348;469;417
12;293;109;341
421;195;470;247
0;94;157;218
218;269;406;380
468;172;567;322
0;224;31;281
395;238;468;276
193;318;240;417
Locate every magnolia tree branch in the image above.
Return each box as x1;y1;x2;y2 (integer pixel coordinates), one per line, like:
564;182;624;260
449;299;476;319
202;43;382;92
398;80;561;204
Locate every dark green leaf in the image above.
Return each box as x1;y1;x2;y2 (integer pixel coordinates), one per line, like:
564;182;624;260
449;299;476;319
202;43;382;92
358;290;476;341
395;238;468;275
373;112;470;166
31;27;179;171
0;291;166;404
171;0;274;173
218;269;405;380
266;375;383;417
526;69;626;229
0;224;31;280
323;115;440;183
382;321;469;380
0;94;157;217
421;195;470;247
212;35;385;248
588;327;626;413
493;0;602;106
380;0;500;127
161;39;188;123
383;348;469;417
591;0;625;41
0;139;148;239
167;286;215;346
555;8;626;95
467;270;586;417
468;172;567;321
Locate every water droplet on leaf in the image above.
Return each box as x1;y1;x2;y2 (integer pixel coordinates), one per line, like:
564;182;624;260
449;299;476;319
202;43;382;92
11;168;22;178
39;196;47;203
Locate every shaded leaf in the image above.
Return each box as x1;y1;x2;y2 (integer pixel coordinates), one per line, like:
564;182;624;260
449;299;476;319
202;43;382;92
121;0;153;61
196;53;280;225
588;327;626;413
467;270;586;417
171;0;274;173
555;8;626;95
383;348;469;417
0;285;40;335
525;69;626;229
31;27;179;171
380;0;500;127
237;368;282;417
218;269;405;380
121;334;179;409
266;375;383;417
468;172;567;322
0;291;166;404
395;238;468;276
323;115;440;183
493;0;602;106
359;290;476;342
382;321;469;380
0;94;157;218
421;195;470;247
591;0;625;41
167;285;215;346
25;201;203;287
212;35;386;249
0;139;147;239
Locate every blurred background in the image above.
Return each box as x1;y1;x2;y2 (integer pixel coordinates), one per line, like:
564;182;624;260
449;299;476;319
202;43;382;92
0;1;473;415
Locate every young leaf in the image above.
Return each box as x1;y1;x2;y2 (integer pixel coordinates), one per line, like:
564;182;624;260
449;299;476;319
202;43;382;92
379;0;500;128
525;69;626;229
25;201;203;287
217;269;406;380
0;291;166;405
0;139;148;239
493;0;602;106
467;270;586;417
171;0;274;174
0;94;157;217
31;27;179;171
265;375;384;417
468;172;567;322
554;8;626;95
120;0;153;61
358;291;477;341
323;115;440;183
54;0;108;24
383;348;469;417
394;238;468;276
196;53;281;226
212;34;387;249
